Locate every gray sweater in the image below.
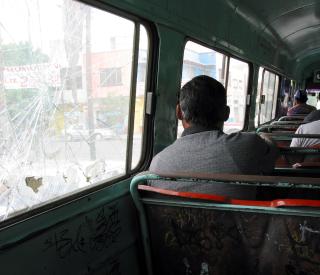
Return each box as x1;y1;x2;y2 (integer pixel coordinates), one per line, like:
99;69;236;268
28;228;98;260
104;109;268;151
149;128;278;199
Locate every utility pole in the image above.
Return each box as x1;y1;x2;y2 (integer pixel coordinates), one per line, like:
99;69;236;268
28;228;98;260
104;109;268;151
85;8;96;160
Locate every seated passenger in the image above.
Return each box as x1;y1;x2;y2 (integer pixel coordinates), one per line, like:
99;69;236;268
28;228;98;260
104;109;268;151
277;95;288;117
287;89;316;116
149;75;279;199
290;110;320;147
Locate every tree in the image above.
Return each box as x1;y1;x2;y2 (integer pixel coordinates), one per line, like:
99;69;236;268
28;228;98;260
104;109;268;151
1;41;49;66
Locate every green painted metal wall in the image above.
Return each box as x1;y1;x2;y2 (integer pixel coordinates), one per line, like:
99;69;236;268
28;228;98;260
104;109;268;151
0;180;143;274
152;26;185;154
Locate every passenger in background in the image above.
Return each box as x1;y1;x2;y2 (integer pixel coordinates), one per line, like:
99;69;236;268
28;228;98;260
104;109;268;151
287;89;316;116
149;75;279;199
290;109;320;147
277;94;288;117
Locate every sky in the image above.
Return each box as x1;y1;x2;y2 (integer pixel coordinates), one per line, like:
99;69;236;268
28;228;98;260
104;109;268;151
0;0;147;62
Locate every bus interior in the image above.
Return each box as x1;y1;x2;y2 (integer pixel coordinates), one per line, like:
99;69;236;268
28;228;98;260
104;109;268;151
1;0;320;274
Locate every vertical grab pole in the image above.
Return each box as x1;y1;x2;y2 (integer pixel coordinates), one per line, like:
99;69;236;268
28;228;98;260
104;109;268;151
130;173;161;275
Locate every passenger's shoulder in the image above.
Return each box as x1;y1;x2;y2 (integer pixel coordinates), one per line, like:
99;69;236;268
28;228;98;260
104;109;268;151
287;105;295;111
149;145;174;171
226;131;261;143
310;105;317;110
225;132;269;152
301;119;320;131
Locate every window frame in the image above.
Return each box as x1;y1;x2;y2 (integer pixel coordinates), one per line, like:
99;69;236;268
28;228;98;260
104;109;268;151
0;0;157;229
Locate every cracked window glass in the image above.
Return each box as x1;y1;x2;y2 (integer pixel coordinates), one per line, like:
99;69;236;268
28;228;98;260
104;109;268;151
0;0;148;221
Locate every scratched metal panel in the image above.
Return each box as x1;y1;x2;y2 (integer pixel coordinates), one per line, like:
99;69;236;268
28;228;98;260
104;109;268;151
0;195;142;275
146;205;320;275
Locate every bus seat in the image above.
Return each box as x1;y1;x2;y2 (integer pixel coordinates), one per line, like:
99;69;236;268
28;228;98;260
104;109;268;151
278;115;306;121
293;161;320;168
130;173;320;275
257;132;292;148
275;147;320;174
271;120;304;126
259;133;320;171
256;125;299;133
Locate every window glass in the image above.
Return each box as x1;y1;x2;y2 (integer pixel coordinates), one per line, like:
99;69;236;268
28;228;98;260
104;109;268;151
224;58;249;134
277;78;293;118
100;68;122;87
179;41;249;136
61;66;83;89
182;42;227;86
254;68;264;127
0;0;148;221
255;68;279;125
260;71;272;122
272;76;279;118
178;41;228;136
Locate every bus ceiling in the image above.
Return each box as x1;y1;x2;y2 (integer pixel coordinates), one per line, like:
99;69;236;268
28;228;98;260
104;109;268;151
140;0;320;80
221;0;320;78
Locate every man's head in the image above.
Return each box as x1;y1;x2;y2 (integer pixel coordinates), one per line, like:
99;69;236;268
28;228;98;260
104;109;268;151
177;75;229;129
294;89;308;104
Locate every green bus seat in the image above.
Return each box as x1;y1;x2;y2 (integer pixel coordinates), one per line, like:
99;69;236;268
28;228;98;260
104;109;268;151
131;173;320;275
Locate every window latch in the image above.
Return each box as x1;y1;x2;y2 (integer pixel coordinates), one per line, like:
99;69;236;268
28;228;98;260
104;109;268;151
246;94;251;105
146;92;153;115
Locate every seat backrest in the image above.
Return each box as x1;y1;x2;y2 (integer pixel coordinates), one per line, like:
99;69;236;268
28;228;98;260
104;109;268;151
256;124;299;133
271;120;304;126
278;115;306;121
275;147;320;168
259;133;320;172
131;173;320;275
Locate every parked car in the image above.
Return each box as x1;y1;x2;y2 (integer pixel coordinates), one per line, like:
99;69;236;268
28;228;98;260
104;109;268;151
63;125;117;141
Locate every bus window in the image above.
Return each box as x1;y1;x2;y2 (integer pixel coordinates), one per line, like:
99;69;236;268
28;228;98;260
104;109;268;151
179;41;250;136
255;68;279;126
0;0;149;222
279;78;291;115
181;41;227;87
178;41;228;136
224;58;249;134
179;41;249;136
